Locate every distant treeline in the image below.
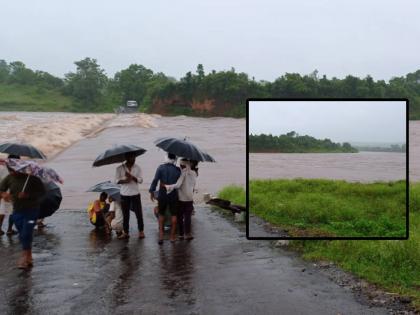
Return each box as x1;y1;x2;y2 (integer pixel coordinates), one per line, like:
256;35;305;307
355;144;406;152
249;131;358;153
0;58;419;117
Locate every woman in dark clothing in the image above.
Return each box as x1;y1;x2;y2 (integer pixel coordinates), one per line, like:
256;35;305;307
0;165;46;269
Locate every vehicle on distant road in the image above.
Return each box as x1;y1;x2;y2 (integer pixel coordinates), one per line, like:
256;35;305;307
126;100;138;108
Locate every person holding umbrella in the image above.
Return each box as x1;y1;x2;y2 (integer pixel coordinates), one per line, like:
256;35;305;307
149;153;181;244
0;144;47;234
0;160;46;269
152;137;215;244
165;159;198;241
93;145;146;240
115;152;145;240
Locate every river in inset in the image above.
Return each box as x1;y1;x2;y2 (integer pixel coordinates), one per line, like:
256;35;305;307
250;151;406;182
249;122;420;182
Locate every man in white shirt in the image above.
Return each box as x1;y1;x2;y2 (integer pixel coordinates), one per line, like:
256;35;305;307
115;152;144;239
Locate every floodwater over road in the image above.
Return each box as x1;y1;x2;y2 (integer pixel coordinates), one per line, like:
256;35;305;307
0;112;400;313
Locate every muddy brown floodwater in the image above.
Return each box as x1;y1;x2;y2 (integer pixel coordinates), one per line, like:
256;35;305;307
250;152;406;182
0;113;408;314
250;121;420;182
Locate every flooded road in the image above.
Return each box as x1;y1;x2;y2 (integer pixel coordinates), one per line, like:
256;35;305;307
44;114;245;209
0;113;393;314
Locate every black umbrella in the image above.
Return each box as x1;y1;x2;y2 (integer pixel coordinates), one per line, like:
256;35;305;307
87;181;121;201
39;182;62;219
154;137;215;162
93;144;146;167
0;142;47;159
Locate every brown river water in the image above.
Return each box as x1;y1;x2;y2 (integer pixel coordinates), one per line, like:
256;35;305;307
250;152;406;182
250;121;420;182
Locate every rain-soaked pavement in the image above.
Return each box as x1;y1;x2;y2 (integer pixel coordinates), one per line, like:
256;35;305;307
0;115;392;314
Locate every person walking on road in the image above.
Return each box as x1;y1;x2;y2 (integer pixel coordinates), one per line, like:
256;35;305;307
115;152;144;240
149;153;181;244
0;162;46;269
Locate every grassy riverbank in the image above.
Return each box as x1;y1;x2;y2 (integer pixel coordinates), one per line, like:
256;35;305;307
218;182;419;308
249;179;406;237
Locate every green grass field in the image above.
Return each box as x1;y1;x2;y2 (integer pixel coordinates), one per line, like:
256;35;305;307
0;84;74;112
0;84;119;113
249;179;406;237
218;182;418;308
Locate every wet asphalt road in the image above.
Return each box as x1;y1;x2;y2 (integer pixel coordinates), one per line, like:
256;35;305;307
0;209;390;315
0;116;391;314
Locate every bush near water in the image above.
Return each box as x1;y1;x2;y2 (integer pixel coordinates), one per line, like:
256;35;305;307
249;132;358;153
218;182;419;308
1;59;420;118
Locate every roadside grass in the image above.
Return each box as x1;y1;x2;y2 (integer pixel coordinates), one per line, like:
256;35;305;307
0;84;117;113
218;185;246;205
250;179;406;237
0;84;74;112
218;181;419;308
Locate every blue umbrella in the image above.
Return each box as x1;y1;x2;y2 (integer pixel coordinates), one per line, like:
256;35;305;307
87;181;121;201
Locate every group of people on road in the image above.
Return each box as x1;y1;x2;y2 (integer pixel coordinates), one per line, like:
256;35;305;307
88;152;198;245
0;150;199;270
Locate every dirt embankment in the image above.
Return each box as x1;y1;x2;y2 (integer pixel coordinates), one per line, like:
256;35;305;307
151;96;236;116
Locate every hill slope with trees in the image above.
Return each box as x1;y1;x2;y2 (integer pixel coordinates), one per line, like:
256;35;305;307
0;58;419;118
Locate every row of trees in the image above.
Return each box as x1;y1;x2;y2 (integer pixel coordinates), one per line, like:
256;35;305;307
249;132;358;153
1;58;419;117
0;60;63;89
355;144;406;152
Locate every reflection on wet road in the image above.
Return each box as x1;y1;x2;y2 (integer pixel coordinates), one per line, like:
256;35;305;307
0;209;389;314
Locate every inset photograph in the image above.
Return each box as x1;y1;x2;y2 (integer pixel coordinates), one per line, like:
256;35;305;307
247;99;408;239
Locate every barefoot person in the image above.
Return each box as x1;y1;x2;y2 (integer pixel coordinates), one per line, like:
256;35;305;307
0;163;46;269
115;152;144;239
107;195;123;237
165;159;198;240
149;153;181;244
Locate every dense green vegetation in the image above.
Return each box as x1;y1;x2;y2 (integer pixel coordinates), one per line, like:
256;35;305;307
249;132;358;153
0;58;419;118
218;182;418;308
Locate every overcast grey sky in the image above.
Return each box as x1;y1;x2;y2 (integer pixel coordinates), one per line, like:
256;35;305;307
249;101;406;143
1;0;419;80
